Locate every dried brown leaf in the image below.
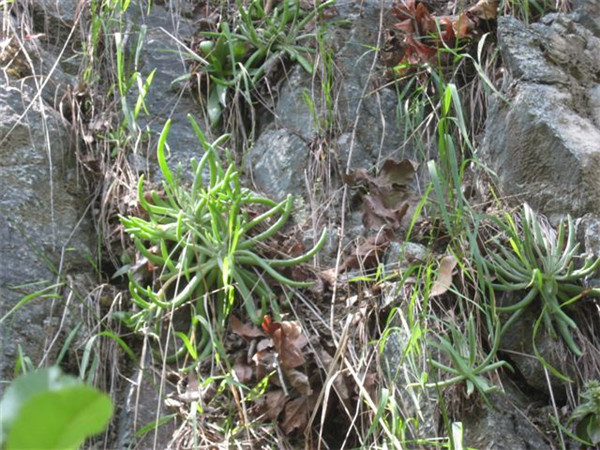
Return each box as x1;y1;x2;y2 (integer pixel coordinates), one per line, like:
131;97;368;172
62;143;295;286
361;195;409;230
415;2;436;34
230;315;265;339
468;0;498;20
377;159;418;190
332;373;351;403
363;372;378;402
234;356;254;383
454;12;477;39
264;390;286;421
285;368;313;396
390;0;416;21
262;318;309;369
317;267;341;287
343;233;392;270
281;395;316;435
430;255;458;297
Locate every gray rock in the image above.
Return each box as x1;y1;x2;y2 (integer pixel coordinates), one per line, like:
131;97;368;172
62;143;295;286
245;128;310;201
384;242;428;271
579;214;600;256
482;8;600;217
480;4;600;407
33;0;80;47
463;388;552;449
116;367;178;450
382;327;440;442
246;0;410;200
497;296;576;400
0;83;93;392
122;4;213;181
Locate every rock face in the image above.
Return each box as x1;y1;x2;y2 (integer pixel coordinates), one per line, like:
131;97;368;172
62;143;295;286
123;3;213;175
477;4;599;446
0;83;92;392
482;2;600;217
246;0;409;201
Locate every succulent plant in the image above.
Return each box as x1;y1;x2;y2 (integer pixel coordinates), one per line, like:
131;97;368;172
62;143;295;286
484;204;600;356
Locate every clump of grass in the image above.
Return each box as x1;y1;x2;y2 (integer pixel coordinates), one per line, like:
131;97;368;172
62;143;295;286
120;116;326;363
186;0;334;128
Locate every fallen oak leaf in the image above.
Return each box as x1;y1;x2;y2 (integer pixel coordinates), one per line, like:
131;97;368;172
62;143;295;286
430;255;458;297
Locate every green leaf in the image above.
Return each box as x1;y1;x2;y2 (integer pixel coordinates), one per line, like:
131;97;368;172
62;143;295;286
7;386;112;450
208;87;224;127
0;368;112;449
157;119;173;188
588;414;600;445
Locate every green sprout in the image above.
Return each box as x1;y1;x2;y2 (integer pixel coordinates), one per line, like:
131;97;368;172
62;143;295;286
120;115;326;363
569;380;600;445
421;314;508;404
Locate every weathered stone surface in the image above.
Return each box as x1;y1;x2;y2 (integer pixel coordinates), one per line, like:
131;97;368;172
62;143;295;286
381;328;440;441
246;128;310;201
0;83;92;392
115;366;178;450
463;388;552;450
246;0;409;200
480;0;600;398
497;297;576;400
482;7;600;217
123;4;212;180
33;0;80;47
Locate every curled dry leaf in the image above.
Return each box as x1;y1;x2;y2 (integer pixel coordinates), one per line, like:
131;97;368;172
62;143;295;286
253;339;278;380
361;195;409;230
468;0;499;20
346;158;418;231
343;232;393;270
262;316;309;369
318;350;351;403
317;267;339;288
362;372;378;403
430;255;458;297
234;355;254;384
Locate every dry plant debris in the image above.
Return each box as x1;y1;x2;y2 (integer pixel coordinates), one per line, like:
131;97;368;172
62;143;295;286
345;158;419;231
229;314;361;436
382;0;498;73
318;158;423;284
430;254;458;297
